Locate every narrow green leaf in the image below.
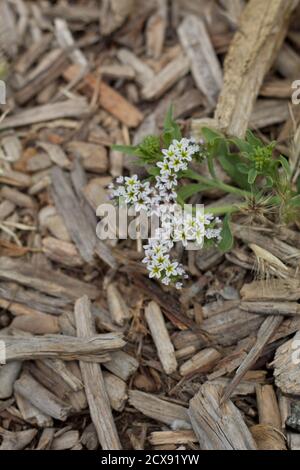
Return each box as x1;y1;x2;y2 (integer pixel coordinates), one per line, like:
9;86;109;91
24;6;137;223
218;214;234;252
248;168;257;184
112;144;140;156
278;155;291;176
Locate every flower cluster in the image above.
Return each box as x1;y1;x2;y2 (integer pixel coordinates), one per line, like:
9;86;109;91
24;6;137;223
155;138;201;202
109;138;222;288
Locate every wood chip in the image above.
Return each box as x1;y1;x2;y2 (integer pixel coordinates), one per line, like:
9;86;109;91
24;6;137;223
189;382;257;450
74;295;122;450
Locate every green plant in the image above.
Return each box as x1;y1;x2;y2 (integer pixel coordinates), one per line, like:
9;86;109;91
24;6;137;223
110;107;299;285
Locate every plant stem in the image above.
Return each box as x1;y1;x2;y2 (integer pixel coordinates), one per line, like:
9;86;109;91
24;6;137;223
187;170;251;198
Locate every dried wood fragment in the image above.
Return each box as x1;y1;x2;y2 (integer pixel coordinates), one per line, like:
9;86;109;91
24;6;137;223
256;385;282;429
0;99;90;131
288;432;300;450
189;383;257;450
1;186;35;209
145;301;178;375
250;99;290;129
14;371;73;421
15;34;52;74
241;301;300;316
37;428;55;450
100;0;135;35
81;423;98;450
0;257;98;300
1;333;124;362
149;430;197;446
0;427;37;451
63;65;143;128
241;279;300;302
117;48;154;86
233;224;300;268
178;15;222;106
142;54;190;100
42;237;83;268
10;313;60;335
104;350;139;381
15;392;53;428
75;296;122;450
51;167;96;264
179;348;221;376
67;141;108;173
221;315;283;403
15;51;70;104
103;371;128;412
146;0;167;59
51;430;80;450
213;0;298;137
251;425;286;450
55;18;87;67
107;283;131;326
273;331;300;395
0;361;22;399
129;390;191;429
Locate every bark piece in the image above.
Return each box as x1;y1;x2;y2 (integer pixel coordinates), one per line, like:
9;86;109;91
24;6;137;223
75;295;122;450
51;167;96;264
178;15;222;106
0;256;98;300
0;99;90;130
1;333;124;362
14;371;72;421
0;428;37;450
221;315;283;402
189;383;257;450
145;301;177;375
149;430;197;446
103;371;128;412
273;331;300;395
107;283;131;326
104;350;139;381
10;313;60;335
0;361;22;399
214;0;298;137
129;390;191;429
51;430;80;450
256;385;281;429
251;424;286;450
142;54;190;100
63;64;143;128
179;348;221;376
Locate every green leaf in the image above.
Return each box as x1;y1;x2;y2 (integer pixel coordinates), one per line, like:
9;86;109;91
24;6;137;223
177;183;211;201
236;163;250;174
278;155;291;176
112;144;140;156
230;137;252;155
163;105;181;147
218;153;251;190
248;168;258;184
290;194;300;207
201;127;223;144
218;214;234;252
245;130;264;148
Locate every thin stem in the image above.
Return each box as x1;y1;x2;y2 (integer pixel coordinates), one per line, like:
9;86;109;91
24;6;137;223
186;170;251;198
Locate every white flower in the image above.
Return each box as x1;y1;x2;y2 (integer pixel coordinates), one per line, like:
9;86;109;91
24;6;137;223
125;175;140;188
116;176;124;184
175;282;183;290
148;263;163;279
